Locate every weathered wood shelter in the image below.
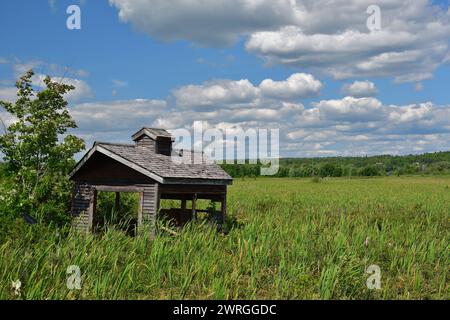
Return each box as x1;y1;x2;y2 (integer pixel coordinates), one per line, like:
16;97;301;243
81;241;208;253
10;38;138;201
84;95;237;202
69;128;232;234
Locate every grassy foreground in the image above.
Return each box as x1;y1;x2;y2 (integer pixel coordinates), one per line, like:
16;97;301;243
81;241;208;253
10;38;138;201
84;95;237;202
0;176;449;299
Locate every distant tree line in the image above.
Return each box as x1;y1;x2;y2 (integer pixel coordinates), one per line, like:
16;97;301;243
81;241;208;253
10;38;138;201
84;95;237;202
220;151;450;178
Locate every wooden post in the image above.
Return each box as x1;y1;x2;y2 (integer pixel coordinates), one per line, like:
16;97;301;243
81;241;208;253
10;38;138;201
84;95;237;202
87;189;97;233
181;199;187;213
115;192;120;213
192;193;197;221
150;183;160;239
221;194;227;225
155;183;160;213
137;192;143;233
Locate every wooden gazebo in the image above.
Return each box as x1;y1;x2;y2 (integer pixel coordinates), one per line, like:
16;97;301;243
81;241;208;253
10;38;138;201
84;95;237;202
69;127;232;235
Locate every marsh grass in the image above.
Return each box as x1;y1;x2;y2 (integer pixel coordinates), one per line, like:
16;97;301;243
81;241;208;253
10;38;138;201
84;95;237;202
0;177;448;299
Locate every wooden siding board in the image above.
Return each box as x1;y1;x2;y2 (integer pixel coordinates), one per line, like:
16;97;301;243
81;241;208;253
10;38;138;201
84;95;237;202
71;182;93;233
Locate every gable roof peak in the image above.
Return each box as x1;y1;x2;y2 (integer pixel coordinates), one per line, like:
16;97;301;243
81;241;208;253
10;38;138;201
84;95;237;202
132;127;174;141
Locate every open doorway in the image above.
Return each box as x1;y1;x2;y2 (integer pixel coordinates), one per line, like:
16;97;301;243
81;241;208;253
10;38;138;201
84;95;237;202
158;197;224;228
93;189;141;236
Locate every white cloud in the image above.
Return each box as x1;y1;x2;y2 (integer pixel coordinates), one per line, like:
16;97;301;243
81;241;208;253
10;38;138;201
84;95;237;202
31;74;93;102
109;0;297;47
0;87;18;103
70;99;167;133
0;88;18;131
387;102;433;123
112;79;128;87
12;59;90;83
313;96;384;122
246;17;450;82
109;0;450;82
0;109;15;132
76;69;89;78
259;73;322;100
0;75;92;105
173;73;322;109
13;60;42;77
55;77;93;102
286;129;307;140
173;79;259;109
0;60;95;102
341;80;378;97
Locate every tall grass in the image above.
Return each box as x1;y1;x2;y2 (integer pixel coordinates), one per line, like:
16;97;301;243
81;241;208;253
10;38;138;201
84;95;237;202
0;176;448;299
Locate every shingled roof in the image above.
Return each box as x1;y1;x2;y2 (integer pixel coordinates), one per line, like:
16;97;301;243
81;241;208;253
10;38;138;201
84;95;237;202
70;135;233;185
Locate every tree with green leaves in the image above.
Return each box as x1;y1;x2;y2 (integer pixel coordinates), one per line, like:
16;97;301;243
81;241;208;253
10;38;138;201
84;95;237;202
0;70;85;223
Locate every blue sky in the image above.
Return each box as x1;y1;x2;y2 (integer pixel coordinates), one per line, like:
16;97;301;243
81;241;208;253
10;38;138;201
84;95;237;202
1;0;450;158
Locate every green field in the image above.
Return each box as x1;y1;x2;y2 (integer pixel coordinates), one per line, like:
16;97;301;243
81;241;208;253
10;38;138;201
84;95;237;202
1;176;449;299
